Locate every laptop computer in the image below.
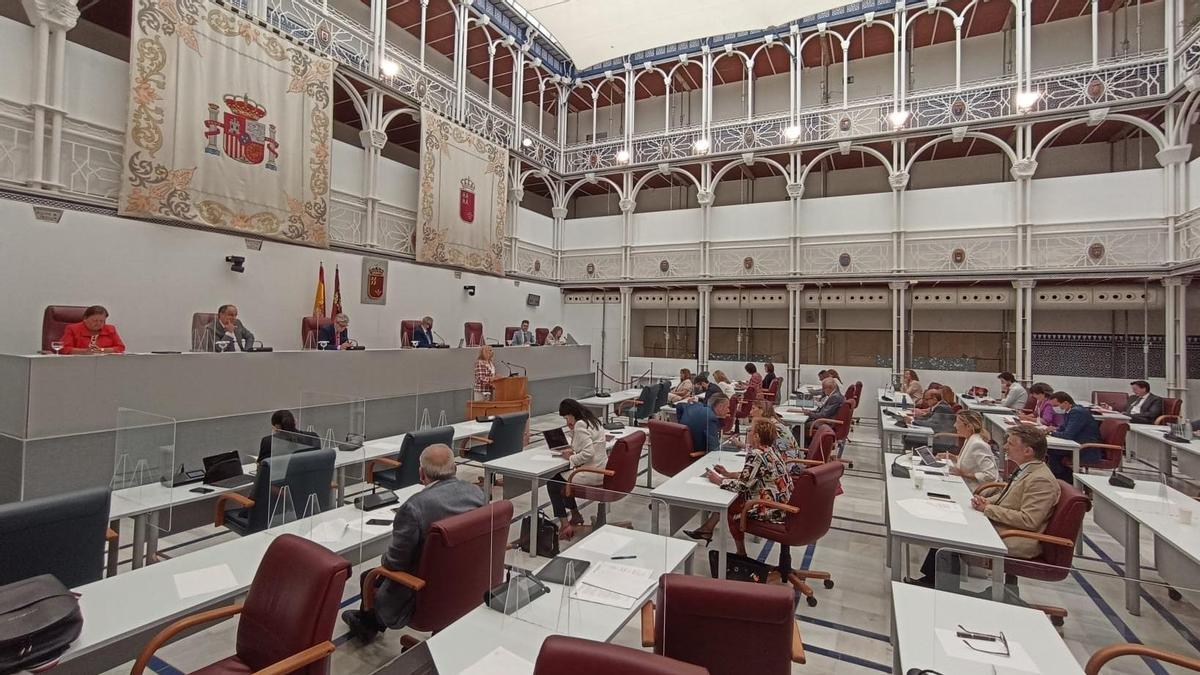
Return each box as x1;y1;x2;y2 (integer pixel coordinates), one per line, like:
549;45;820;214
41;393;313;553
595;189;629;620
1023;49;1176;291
543;427;569;451
202;451;255;488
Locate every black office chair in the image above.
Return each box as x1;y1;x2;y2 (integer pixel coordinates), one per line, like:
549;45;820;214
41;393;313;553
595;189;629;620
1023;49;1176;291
367;426;455;491
622;384;661;427
654;380;670;412
464;411;528;462
215;449;336;536
0;486;111;588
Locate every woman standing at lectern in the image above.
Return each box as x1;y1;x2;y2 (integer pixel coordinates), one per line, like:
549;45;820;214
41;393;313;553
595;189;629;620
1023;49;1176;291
58;305;126;354
473;345;496;400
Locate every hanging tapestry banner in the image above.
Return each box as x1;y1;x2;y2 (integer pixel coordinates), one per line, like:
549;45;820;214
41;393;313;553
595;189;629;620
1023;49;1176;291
118;0;333;247
417;110;507;275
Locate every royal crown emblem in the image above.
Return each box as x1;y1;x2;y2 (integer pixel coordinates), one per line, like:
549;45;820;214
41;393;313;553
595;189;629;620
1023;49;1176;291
459;176;476;223
204;93;279;169
367;264;386;300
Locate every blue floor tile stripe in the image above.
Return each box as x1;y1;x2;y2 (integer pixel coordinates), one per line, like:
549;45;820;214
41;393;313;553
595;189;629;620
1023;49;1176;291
148;656;184;675
802;642;891;672
796;614;892;643
829;524;886;539
1082;535;1200;653
1072;567;1170;675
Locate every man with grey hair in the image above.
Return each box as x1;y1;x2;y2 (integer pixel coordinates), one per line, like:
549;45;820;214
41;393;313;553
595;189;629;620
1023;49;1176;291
802;377;845;440
202;304;255;352
342;443;485;642
317;313;352;350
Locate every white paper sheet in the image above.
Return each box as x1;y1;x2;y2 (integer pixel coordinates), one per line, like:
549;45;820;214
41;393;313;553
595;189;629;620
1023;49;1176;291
310;518;352;543
687;476;716;486
898;498;969;525
934;627;1041;673
173;564;238;599
570;582;640;609
575;530;633;556
459;646;535;675
527;453;563;462
578;561;656;599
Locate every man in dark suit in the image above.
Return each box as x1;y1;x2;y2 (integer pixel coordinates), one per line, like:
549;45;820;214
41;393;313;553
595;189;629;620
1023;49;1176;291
1119;380;1163;425
342;444;485;642
804;377;844;439
202;304;255;352
1049;391;1101;481
316;313;352;350
692;373;722;400
412;316;436;348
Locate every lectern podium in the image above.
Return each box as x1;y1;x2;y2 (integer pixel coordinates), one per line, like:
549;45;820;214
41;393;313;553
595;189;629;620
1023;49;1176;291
466;376;532;444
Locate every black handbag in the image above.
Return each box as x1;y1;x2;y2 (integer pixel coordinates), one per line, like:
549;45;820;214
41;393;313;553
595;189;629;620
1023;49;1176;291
516;510;560;558
0;575;83;675
708;550;771;583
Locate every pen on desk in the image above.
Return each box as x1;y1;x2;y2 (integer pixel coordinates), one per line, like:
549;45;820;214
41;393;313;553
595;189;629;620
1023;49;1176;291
611;555;637;560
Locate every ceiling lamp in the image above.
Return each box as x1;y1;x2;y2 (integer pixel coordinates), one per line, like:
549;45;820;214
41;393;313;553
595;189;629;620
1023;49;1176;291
693;138;710;154
522;137;533;148
1016;90;1041;111
615;149;630;163
888;110;911;129
380;59;399;78
784;125;801;141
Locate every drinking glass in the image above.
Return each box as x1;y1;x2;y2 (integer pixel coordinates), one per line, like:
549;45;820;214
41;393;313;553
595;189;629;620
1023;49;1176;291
216;340;230;353
50;341;63;355
317;340;329;350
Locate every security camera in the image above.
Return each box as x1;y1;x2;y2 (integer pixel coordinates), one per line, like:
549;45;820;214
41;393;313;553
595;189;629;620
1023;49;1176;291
225;255;246;273
463;285;476;296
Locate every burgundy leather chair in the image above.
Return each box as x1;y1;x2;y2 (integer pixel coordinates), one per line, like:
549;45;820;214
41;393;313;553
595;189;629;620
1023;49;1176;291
1158;397;1183;425
803;426;837;464
464;321;484;347
809;400;854;468
400;319;421;346
641;573;805;674
132;534;350;675
1091;390;1128;410
41;305;86;352
976;478;1091;625
566;431;645;526
1072;418;1128;472
302;316;333;349
746;460;845;607
503;326;519;344
534;635;708;675
364;501;513;634
762;378;782;403
647;420;703;477
191;312;217;351
535;327;549;345
1085;644;1200;674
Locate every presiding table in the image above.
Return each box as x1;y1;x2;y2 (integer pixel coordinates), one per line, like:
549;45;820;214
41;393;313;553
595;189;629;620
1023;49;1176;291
0;346;593;503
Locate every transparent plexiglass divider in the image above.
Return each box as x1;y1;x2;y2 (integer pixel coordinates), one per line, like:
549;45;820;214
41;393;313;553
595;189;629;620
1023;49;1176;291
111;407;177;533
296;391;367;504
924;545;1200;674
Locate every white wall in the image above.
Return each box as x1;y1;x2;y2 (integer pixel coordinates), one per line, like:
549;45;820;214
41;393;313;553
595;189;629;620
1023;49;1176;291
0;198;564;354
1030;168;1164;223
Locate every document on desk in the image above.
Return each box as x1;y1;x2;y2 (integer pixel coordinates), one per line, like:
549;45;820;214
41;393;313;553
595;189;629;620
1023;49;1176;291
579;561;656;598
459;646;534;675
570;582;639;609
173;564;238;599
527;453;562;462
310;518;352;544
575;530;633;556
687;476;716;486
898;498;968;525
934;627;1039;672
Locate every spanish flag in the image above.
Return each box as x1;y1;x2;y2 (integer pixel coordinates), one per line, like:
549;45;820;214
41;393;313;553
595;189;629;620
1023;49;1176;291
331;265;343;318
312;263;326;317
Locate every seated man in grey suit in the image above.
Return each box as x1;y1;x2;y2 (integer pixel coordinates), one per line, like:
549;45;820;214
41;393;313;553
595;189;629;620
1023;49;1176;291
342;443;485;642
203;304;255;352
510;319;535;345
801;377;844;441
1106;379;1163;425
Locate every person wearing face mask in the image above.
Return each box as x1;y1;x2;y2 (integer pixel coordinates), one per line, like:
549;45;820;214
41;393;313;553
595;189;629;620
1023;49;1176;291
1047;391;1100;481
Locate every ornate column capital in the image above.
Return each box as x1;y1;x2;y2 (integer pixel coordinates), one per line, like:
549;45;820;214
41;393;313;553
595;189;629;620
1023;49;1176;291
888;281;909;290
359;129;387;150
786;282;804;291
1163;276;1189;287
1012;279;1037;289
696;190;715;206
550;206;568;220
785;183;805;199
888;171;909;191
696;284;714;294
619;198;636;213
21;0;80;31
509;187;525;203
1010;159;1038;180
1156;145;1192;167
619;286;633;297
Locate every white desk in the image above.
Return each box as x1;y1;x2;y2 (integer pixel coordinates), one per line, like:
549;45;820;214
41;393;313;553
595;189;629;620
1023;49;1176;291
884;453;1009;600
875;388;912;450
110;421;489;570
577;388;643;422
879;407;934;457
649;450;745;580
424;525;695;674
1077;474;1200;616
983;413;1080;472
481;427;641;558
1126;424;1200;478
777;408;809;426
959;396;1018;415
62;486;423;674
891;582;1084;674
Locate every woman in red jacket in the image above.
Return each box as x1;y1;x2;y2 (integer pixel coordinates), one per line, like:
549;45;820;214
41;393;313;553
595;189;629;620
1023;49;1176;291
58;305;125;354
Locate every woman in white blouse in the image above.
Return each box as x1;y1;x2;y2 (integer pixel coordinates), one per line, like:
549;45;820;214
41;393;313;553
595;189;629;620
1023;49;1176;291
546;398;609;539
712;370;737;397
937;410;999;492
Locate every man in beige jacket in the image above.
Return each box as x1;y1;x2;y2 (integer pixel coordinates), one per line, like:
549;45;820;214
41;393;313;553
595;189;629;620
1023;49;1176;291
911;425;1061;589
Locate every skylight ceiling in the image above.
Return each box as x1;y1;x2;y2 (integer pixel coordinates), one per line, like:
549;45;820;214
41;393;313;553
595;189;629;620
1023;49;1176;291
516;0;852;70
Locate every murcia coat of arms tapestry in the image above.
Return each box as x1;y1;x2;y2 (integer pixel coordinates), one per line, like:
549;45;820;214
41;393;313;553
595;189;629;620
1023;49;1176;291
118;0;333;247
417;110;508;275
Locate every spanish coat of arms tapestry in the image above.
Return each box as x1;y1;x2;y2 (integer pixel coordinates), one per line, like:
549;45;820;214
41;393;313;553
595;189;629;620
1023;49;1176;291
118;0;333;247
417;110;507;275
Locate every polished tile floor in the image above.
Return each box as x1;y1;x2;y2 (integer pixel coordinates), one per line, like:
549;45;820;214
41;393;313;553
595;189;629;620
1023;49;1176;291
102;416;1200;674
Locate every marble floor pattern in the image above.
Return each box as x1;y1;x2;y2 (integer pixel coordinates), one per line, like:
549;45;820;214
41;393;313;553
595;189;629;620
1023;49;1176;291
99;414;1200;674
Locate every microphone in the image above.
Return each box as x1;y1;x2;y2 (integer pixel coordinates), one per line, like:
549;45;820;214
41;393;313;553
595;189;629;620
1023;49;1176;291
432;329;446;347
499;360;527;377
